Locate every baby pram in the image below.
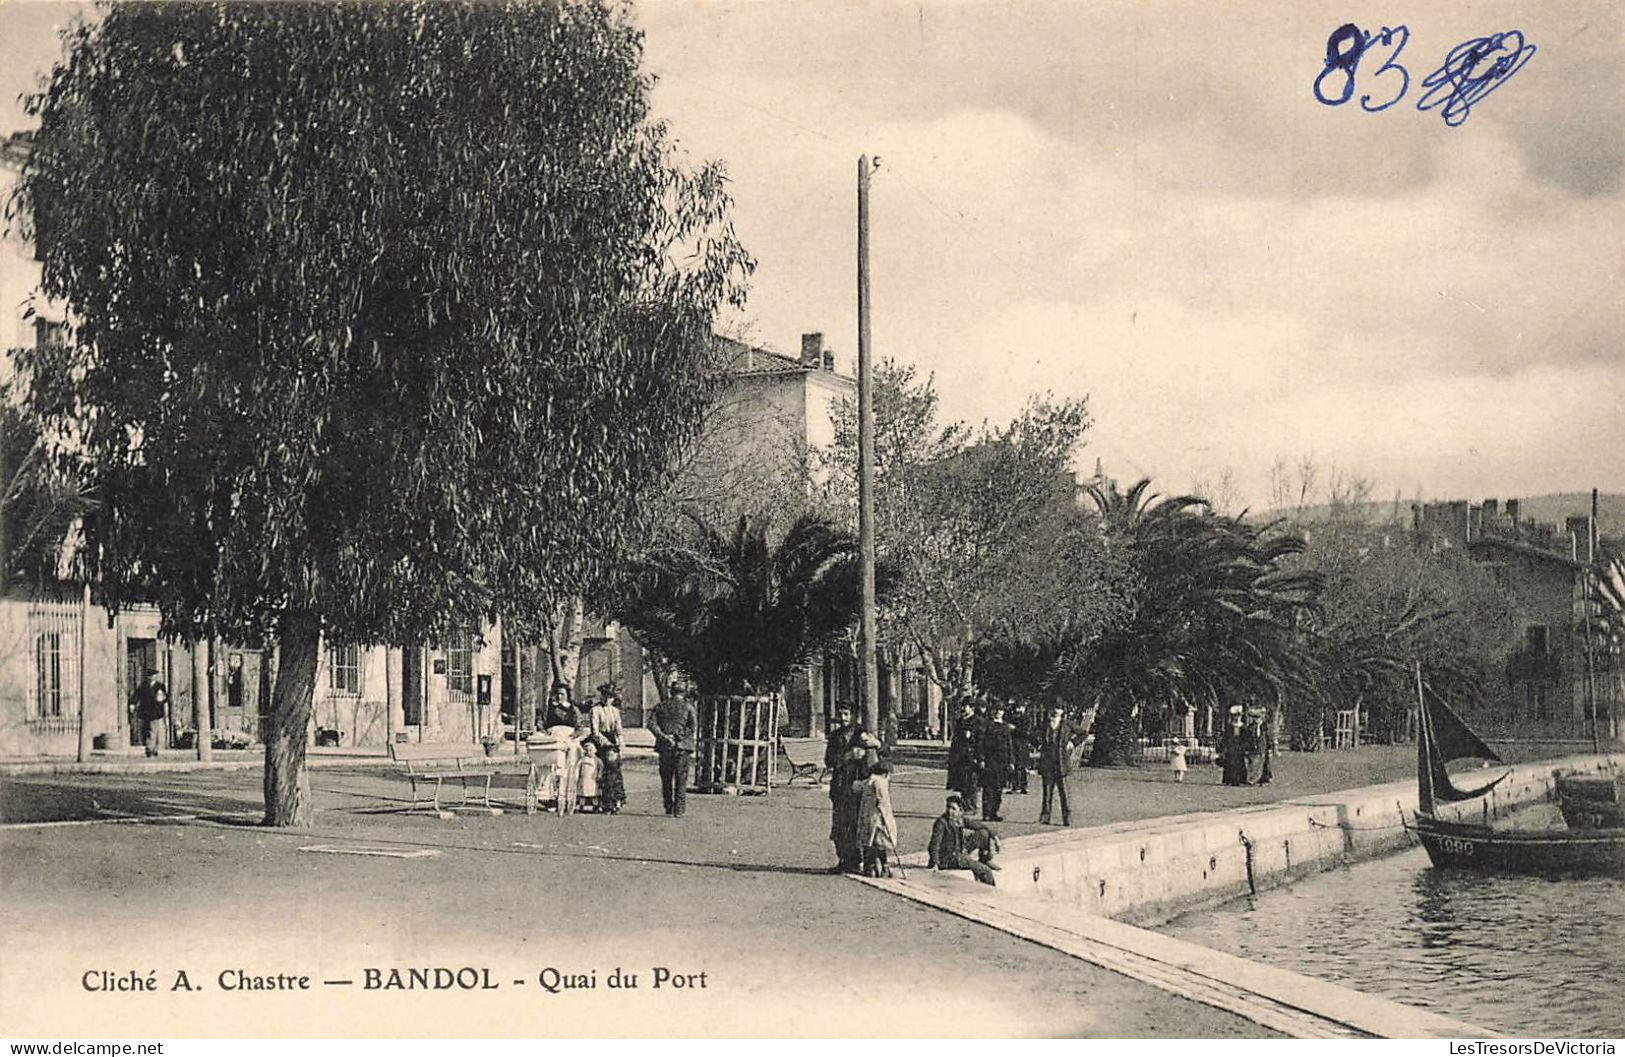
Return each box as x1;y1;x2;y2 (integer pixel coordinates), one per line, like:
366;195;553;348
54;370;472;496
525;726;582;816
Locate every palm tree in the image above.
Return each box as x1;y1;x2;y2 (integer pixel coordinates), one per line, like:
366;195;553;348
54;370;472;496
1;401;93;590
610;511;879;695
1064;479;1323;765
1295;526;1515;748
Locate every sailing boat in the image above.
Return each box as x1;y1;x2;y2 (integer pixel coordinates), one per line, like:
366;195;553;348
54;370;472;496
1412;685;1625;875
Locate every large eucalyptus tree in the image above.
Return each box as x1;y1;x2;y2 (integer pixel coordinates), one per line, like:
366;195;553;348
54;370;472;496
13;1;751;824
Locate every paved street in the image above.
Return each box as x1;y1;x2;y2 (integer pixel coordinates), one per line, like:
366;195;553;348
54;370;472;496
0;747;1419;1038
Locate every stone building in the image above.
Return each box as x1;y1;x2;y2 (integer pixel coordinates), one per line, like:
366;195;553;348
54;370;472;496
571;331;862;737
1414;496;1622;742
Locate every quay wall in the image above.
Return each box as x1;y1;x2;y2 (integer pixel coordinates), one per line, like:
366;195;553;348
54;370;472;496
989;753;1623;926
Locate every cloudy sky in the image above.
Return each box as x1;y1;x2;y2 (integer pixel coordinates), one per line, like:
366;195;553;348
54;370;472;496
636;0;1624;509
4;0;1622;509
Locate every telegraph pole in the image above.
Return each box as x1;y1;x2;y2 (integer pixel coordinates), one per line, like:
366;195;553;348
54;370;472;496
1586;487;1600;752
857;155;879;735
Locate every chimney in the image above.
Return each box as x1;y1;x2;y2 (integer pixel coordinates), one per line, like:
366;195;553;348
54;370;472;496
822;350;836;372
1506;498;1520;526
800;332;824;368
1566;517;1593;562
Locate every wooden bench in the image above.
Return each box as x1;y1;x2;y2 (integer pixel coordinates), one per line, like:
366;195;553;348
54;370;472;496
389;742;503;818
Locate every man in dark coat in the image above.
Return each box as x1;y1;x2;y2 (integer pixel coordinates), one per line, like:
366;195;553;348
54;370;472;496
1007;701;1033;794
945;723;981;814
977;704;1013;821
132;668;169;757
927;793;1000;885
824;704;876;873
647;685;698;816
1036;702;1079;825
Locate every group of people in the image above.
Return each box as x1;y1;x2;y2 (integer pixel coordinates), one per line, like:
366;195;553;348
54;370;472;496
822;697;1091;886
824;702;1001;885
533;681;628;814
945;696;1083;827
1217;707;1274;787
824;703;887;874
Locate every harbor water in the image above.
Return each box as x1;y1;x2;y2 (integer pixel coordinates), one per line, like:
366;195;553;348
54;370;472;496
1159;804;1625;1038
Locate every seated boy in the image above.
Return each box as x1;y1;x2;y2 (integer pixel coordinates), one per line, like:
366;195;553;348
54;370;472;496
927;792;1001;886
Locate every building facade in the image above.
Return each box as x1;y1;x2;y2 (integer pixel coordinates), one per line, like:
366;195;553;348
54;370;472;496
1415;496;1623;742
0;587;507;757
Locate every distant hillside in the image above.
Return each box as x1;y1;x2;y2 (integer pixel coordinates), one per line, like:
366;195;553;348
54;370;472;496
1257;492;1625;539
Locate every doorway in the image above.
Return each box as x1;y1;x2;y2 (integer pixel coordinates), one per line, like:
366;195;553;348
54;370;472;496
125;638;158;745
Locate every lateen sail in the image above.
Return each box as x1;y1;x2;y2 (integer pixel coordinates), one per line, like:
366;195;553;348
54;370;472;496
1419;686;1508;815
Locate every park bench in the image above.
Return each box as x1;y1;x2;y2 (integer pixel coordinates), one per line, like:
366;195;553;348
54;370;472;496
389;741;504;819
777;736;827;786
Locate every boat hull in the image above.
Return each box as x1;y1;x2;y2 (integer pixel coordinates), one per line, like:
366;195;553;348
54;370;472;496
1414;816;1625;876
1556;773;1625;830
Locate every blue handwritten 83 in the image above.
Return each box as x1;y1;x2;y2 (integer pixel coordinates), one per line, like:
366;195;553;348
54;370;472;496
1313;24;1536;126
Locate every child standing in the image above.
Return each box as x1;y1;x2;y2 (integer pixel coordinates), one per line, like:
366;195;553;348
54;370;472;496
1169;740;1188;783
858;759;899;878
576;740;601;812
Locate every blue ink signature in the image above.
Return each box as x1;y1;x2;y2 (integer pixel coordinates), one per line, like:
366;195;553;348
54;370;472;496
1415;31;1536;126
1312;25;1535;126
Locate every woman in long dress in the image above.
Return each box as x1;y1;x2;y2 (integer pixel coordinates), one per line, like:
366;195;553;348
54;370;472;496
589;688;627;814
1220;713;1250;786
1243;715;1272;786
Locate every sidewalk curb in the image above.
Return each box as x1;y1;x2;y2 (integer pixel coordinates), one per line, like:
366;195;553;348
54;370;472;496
0;745;660;777
852;871;1496;1039
0;755;396;777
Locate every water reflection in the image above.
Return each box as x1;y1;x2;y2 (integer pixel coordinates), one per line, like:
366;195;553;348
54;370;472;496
1160;817;1625;1037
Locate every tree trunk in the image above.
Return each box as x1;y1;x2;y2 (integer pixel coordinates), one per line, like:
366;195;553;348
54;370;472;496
205;637;218;757
916;645;947;741
648;653;673;705
1087;696;1138;766
1288;705;1323;752
384;644;394;747
192;638;212;762
546;596;585;691
262;611;320;827
878;646;900;751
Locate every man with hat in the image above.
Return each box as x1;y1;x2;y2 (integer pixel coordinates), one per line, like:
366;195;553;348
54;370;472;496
647;682;699;816
824;703;877;873
132;667;169;757
927;792;1000;885
1007;700;1034;796
977;702;1014;822
1036;701;1079;825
